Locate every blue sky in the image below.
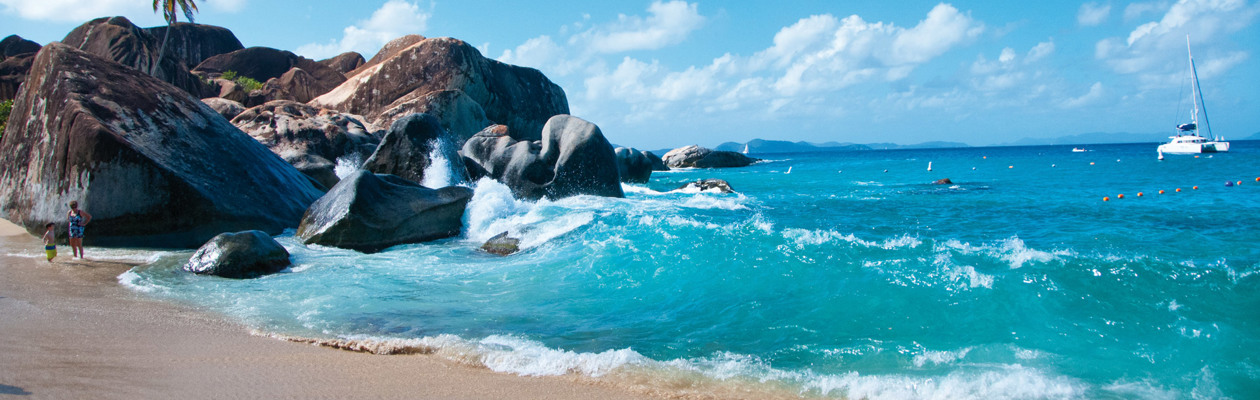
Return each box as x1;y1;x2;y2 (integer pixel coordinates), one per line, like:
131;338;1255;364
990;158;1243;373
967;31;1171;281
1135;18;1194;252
2;1;1258;149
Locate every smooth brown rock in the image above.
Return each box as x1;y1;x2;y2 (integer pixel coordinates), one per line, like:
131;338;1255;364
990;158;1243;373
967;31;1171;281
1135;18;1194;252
0;43;323;248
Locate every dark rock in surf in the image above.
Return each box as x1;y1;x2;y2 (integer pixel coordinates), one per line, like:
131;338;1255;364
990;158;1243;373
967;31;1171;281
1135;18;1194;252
362;113;467;185
296;171;473;253
461;115;623;200
286;154;340;191
183;230;291;279
615;147;653;184
933;178;953;185
662;145;758;169
0;43;323;248
675;179;735;194
644;150;669;171
481;231;521;256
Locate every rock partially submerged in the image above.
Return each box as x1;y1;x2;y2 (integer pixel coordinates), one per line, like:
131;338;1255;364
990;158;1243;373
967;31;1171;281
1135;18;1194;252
462;115;623;200
615;147;654;184
183;230;291;279
933;178;953;185
675;179;735;194
481;231;521;256
363;113;467;185
0;43;323;248
296;171;474;253
663;145;759;168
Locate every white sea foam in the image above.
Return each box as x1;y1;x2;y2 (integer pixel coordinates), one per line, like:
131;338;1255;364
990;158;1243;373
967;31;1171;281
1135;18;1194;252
118;268;165;294
912;347;973;367
461;178;593;249
680;195;748;210
782;228;922;250
420;138;463;189
940;237;1073;269
333;152;363;179
620;184;666;196
804;366;1085;400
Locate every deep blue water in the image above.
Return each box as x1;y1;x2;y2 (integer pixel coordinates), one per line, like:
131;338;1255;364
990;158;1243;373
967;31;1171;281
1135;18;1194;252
121;141;1260;399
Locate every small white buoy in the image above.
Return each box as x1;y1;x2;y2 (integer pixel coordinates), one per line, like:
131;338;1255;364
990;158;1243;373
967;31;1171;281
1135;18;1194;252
1158;151;1165;161
786;166;792;174
927;162;933;172
1051;164;1056;167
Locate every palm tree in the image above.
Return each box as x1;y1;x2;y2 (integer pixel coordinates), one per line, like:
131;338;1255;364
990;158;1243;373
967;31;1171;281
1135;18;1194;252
151;0;199;77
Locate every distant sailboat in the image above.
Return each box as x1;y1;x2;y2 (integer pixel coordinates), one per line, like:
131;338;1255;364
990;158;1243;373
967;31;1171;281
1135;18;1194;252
927;162;933;171
1158;36;1229;155
742;143;750;154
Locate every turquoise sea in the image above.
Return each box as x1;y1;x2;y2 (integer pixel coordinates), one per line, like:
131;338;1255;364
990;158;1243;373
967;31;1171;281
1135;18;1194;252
120;141;1260;399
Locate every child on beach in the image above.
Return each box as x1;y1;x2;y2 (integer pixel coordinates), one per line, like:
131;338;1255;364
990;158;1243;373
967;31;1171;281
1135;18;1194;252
42;222;56;262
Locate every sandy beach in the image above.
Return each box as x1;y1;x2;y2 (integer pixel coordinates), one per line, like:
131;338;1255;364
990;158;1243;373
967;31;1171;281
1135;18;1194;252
0;219;659;400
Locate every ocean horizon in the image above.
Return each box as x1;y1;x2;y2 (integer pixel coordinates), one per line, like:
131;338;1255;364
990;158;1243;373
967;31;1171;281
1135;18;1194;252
115;141;1260;399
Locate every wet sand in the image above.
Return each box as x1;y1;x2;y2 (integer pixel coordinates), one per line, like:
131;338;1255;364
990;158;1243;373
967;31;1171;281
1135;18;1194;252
0;219;659;399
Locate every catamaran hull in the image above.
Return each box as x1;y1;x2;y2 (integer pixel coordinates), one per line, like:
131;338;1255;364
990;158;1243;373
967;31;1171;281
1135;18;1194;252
1157;142;1228;154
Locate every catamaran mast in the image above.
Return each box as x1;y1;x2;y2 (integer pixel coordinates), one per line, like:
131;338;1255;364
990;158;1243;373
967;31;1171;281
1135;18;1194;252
1187;35;1213;140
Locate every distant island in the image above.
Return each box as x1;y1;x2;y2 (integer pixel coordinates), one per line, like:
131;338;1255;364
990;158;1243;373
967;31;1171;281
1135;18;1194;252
669;131;1260;155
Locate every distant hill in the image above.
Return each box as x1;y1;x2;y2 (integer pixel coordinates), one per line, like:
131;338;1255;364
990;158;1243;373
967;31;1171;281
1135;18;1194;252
1246;132;1260;140
711;139;968;154
1000;132;1169;146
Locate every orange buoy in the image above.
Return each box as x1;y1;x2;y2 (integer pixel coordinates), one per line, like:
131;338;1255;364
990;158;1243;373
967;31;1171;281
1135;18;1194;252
1255;177;1259;182
1103;196;1110;201
1158;190;1165;194
1118;194;1125;199
1008;165;1014;169
1137;192;1144;197
1090;162;1095;165
1238;181;1243;186
1193;186;1199;190
1176;188;1182;192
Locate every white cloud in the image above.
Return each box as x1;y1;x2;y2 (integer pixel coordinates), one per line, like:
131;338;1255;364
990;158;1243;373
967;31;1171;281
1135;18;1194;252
0;0;148;22
1123;1;1170;20
1025;40;1055;63
576;0;705;54
1077;2;1112;26
296;0;429;60
1096;0;1258;83
885;4;985;65
1061;82;1104;108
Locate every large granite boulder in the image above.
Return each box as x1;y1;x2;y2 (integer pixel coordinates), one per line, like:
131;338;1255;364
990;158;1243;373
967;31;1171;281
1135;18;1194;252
462;115;623;199
311;36;568;141
318;51;365;75
1;35;41;59
143;22;244;67
350;35;424;76
296;171;474;253
285;154;339;191
201;97;246;120
645;150;669;171
256;67;341;104
232;100;378;160
363;113;467;186
662;145;759;168
0;35;41;100
182;230;291;279
375;89;493;143
195;47;342;84
0;43;324;248
614;147;653;184
62;16;208;96
0;53;35;101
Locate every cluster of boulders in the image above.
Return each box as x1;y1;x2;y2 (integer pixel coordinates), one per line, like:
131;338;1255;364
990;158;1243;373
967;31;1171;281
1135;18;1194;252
0;17;759;278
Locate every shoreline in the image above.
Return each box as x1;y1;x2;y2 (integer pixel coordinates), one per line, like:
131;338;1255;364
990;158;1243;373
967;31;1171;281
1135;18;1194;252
0;219;664;400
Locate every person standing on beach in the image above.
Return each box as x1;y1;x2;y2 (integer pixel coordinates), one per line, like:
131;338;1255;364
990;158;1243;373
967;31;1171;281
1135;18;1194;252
42;222;56;262
67;201;92;259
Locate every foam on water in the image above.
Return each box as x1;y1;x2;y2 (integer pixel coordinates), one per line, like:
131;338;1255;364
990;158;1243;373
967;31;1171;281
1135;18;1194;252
117;144;1260;399
333;153;363;179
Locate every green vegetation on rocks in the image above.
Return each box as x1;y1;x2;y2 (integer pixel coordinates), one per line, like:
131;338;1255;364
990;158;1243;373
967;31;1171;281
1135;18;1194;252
0;99;12;139
221;70;263;92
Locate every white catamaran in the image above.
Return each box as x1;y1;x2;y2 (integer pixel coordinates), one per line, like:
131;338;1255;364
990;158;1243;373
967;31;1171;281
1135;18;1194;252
1158;36;1229;157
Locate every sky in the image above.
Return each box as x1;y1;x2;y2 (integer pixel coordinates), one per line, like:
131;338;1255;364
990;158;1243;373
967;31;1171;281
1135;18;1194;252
2;0;1258;149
